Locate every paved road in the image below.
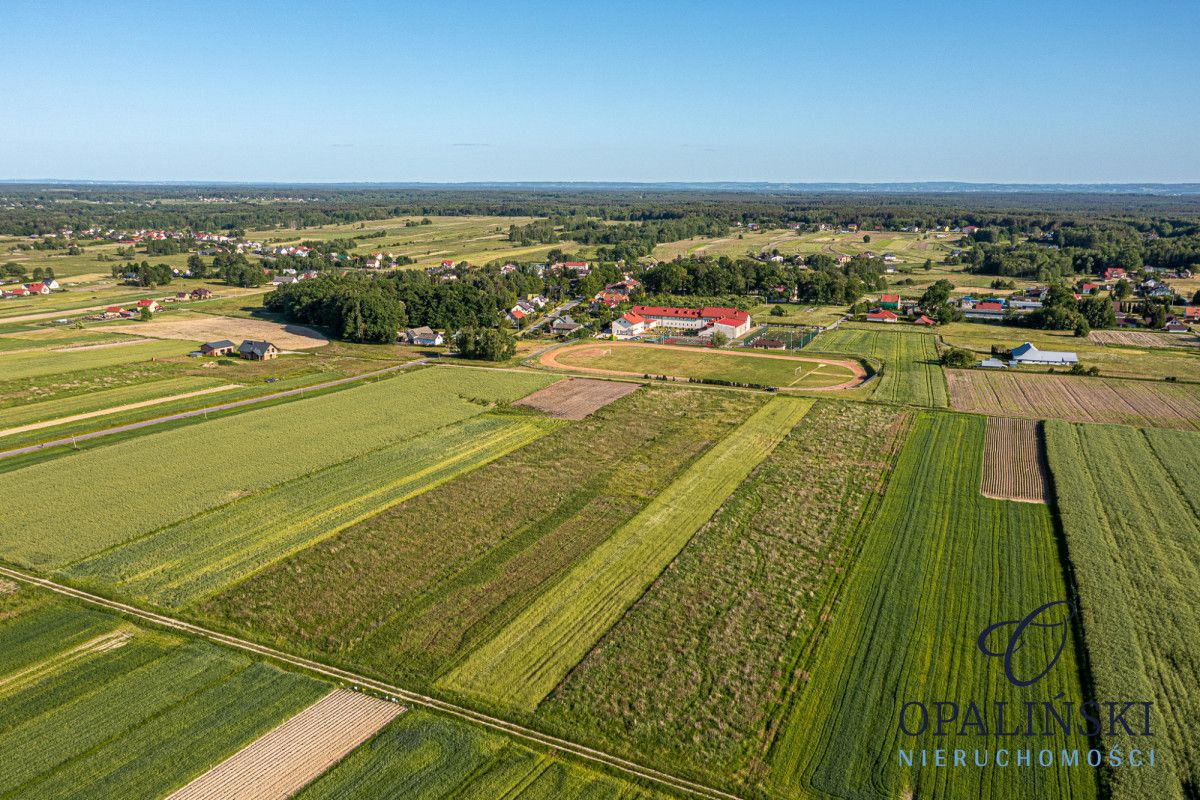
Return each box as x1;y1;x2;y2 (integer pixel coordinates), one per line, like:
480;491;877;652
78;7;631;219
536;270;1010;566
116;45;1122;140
518;299;580;336
0;361;422;460
0;565;741;800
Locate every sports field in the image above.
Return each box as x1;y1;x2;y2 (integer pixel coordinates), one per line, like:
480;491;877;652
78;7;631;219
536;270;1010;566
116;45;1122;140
542;341;865;389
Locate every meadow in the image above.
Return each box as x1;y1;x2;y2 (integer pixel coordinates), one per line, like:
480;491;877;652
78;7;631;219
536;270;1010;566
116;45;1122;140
1046;421;1200;799
199;386;762;691
0;367;556;568
810;326;949;406
766;413;1097;800
297;709;677;799
66;412;554;607
439;397;813;714
651;228;962;266
246;215;581;269
545;342;861;388
0;337;198;380
0;588;328;799
539;401;912;789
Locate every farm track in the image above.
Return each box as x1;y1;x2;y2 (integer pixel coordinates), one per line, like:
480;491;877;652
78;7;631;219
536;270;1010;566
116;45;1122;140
0;361;421;460
0;384;241;439
166;689;403;800
0;566;745;800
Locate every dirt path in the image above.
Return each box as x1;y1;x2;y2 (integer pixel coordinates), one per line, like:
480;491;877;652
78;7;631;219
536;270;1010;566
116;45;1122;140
0;565;743;800
538;342;867;391
0;384;242;439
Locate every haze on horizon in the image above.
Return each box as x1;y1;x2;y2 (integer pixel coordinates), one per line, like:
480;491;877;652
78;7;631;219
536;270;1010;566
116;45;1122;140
2;0;1198;184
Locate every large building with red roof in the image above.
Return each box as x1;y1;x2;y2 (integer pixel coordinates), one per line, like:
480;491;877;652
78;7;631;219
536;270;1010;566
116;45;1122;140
629;305;752;338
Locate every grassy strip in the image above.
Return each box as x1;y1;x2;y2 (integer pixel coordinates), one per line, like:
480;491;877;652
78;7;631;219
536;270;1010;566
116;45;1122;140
0;368;556;569
766;413;1096;800
1046;421;1200;798
297;709;677;799
0;338;198;380
439;397;813;714
537;401;911;789
66;414;555;608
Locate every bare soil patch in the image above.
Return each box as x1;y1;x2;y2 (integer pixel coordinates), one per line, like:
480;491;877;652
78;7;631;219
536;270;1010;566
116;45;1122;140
515;378;641;419
166;689;402;800
121;315;329;349
981;417;1049;503
1088;329;1200;349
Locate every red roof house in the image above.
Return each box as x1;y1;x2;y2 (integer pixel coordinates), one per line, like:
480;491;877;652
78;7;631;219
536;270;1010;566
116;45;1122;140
914;314;936;325
867;310;899;322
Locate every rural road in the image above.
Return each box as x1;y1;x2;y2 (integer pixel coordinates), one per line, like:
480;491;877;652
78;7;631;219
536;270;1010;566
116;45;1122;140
0;361;422;460
0;565;743;800
518;298;580;337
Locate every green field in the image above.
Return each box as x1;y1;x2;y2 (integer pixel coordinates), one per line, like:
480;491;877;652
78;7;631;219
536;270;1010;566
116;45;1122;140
440;397;813;713
0;337;198;380
767;413;1097;800
0;588;327;799
66;413;554;607
298;710;676;799
1047;421;1200;799
0;367;556;568
540;401;911;788
199;386;761;690
811;326;949;406
550;342;859;388
748;304;847;328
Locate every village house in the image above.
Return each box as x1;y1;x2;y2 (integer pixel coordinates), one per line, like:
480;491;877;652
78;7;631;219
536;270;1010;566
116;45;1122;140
549;315;583;336
190;287;213;300
199;339;236;356
879;294;900;310
507;306;528;327
1103;267;1126;281
1184;306;1200;321
25;282;51;295
914;314;936;326
238;340;278;360
136;299;161;314
402;326;444;346
866;309;899;323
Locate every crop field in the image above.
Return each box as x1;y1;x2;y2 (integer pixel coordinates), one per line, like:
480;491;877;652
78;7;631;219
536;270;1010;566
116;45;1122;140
980;416;1049;502
946;368;1200;430
513;377;642;419
539;401;911;788
0;337;198;380
297;709;676;799
0;375;237;437
0;367;557;568
66;413;554;607
810;326;948;406
245;215;580;269
0;327;140;351
1087;329;1200;349
748;304;846;328
766;413;1097;800
439;397;813;713
200;386;763;691
651;228;962;265
168;689;403;800
1046;422;1200;799
542;341;864;389
0;589;328;800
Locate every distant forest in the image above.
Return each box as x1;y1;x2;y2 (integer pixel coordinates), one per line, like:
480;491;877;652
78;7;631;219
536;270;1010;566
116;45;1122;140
3;183;1200;238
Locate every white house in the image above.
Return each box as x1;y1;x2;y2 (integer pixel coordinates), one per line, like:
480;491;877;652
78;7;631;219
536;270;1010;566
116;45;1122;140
1009;342;1078;366
402;326;444;346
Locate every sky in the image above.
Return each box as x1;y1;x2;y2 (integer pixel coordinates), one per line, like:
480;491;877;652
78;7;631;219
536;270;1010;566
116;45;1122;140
2;0;1198;183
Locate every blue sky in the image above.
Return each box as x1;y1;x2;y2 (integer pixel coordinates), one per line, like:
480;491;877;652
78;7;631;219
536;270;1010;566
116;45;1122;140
2;0;1198;182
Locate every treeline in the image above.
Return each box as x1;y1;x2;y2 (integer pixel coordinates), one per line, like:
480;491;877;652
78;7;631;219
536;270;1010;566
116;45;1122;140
5;184;1200;238
641;253;886;304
